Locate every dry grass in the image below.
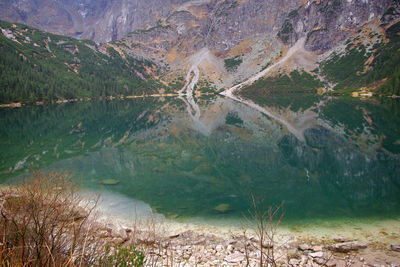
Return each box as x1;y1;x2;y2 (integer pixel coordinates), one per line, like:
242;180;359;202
0;171;192;267
0;172;293;267
0;171;104;266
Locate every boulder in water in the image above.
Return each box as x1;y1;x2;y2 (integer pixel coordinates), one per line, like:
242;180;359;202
100;179;120;185
214;203;233;213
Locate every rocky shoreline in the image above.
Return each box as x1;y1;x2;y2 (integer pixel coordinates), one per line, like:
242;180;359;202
99;211;400;267
1;183;399;266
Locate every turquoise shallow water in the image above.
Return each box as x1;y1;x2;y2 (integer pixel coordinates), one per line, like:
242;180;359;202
0;95;399;225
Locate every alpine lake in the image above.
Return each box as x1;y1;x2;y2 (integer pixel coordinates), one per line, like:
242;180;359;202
1;93;400;230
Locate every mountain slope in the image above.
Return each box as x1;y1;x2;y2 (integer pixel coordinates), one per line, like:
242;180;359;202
0;20;165;104
106;0;399;90
0;0;183;42
318;20;400;95
239;20;400;100
0;0;399;101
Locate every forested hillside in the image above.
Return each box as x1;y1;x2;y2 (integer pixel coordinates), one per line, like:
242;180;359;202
0;20;165;104
320;21;400;96
240;21;400;100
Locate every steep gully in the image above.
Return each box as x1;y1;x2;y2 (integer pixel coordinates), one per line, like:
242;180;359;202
179;38;327;141
178;48;212;136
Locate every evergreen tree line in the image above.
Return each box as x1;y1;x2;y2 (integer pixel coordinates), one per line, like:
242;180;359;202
320;21;400;95
0;20;163;104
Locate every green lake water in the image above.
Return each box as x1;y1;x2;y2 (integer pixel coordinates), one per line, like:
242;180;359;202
1;94;399;226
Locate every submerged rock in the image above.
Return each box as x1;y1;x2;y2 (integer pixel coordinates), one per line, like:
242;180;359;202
167;213;180;219
100;179;120;185
333;237;349;243
213;203;233;213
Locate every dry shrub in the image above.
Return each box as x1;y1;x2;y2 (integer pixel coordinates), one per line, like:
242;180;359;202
244;195;285;267
0;171;103;266
127;214;170;267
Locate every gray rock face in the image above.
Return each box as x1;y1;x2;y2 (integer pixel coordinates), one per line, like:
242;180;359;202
0;0;395;55
0;0;398;89
0;0;184;42
277;0;394;52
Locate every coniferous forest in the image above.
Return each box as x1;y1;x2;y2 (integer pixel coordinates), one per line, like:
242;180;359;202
0;20;165;104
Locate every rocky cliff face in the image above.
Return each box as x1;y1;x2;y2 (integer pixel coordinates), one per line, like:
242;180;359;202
0;0;185;42
1;0;394;47
0;0;398;88
278;0;393;52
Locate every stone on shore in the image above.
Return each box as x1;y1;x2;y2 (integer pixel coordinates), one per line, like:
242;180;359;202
314;257;326;265
391;244;400;252
168;232;180;239
262;241;273;248
224;252;245;263
225;239;237;247
193;238;206;245
327;241;367;252
309;251;324;258
298;243;311;251
333;237;349;243
312;245;323;252
216;244;224;252
100;179;120;185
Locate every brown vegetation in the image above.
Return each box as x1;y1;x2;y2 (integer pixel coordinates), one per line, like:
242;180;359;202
0;171;104;266
243;195;285;267
1;172;398;266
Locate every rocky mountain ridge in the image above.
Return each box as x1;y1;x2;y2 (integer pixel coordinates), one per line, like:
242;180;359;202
1;0;394;48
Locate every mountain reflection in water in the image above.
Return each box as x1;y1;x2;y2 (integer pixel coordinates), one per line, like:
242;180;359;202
0;95;399;224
